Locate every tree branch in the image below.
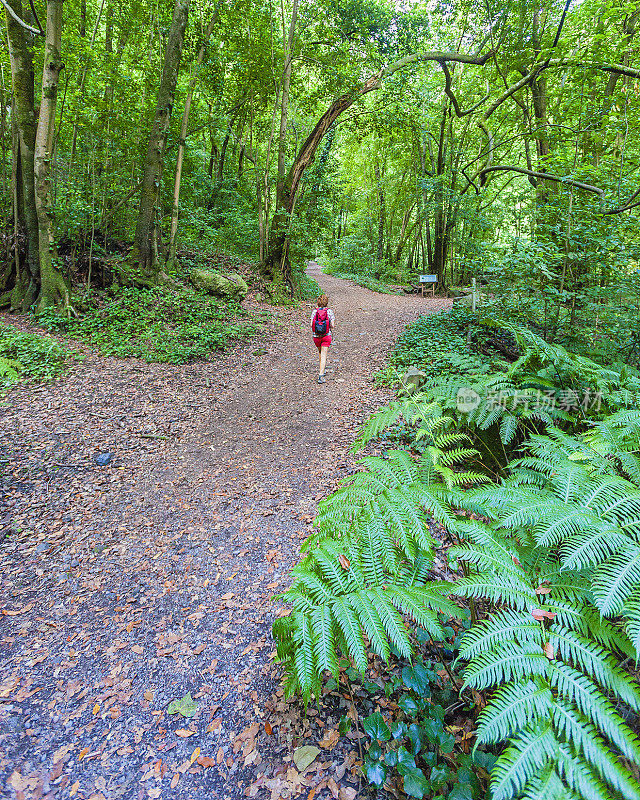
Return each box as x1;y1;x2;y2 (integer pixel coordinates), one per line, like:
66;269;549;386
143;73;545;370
0;0;43;35
440;61;491;117
479;165;604;197
603;188;640;214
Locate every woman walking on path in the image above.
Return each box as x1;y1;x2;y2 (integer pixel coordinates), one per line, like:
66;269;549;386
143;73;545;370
311;294;335;383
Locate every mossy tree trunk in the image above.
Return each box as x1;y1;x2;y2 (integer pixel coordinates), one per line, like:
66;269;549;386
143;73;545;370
35;0;68;309
4;0;39;310
132;0;188;282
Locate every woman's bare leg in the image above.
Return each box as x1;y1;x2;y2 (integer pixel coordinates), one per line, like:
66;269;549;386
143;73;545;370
319;345;328;375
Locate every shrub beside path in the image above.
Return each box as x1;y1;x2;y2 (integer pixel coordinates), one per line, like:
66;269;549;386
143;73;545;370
0;265;449;800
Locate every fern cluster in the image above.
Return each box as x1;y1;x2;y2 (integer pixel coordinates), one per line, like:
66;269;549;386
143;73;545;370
275;319;640;799
393;321;640;473
445;416;640;799
273;416;484;702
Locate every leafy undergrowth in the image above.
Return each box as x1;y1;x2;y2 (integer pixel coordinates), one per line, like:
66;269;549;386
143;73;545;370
0;323;70;390
37;285;258;363
387;306;505;382
275;318;640;799
355;637;495;800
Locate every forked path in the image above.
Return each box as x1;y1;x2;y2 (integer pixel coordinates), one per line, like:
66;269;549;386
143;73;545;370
0;266;448;800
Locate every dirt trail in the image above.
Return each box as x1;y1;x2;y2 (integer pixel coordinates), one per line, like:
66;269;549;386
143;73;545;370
0;266;448;800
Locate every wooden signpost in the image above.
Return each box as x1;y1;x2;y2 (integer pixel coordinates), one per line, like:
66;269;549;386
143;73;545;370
419;274;437;297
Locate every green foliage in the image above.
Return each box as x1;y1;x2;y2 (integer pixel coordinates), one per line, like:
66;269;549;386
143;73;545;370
272;423;483;702
277;316;640;799
296;272;322;301
37;286;256;364
0;356;21;389
0;324;69;389
360;656;494;799
322;266;400;295
386;313;640;471
167;692;198;718
390;307;498;379
483;226;640;365
446;417;640;800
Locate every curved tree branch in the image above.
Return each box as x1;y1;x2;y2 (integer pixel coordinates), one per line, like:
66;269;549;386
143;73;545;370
0;0;43;35
27;0;43;34
479;165;604;198
440;61;491;117
603;188;640;215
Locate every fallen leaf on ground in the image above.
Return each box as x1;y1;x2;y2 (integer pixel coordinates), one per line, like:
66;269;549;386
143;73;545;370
0;675;19;698
319;728;340;750
531;609;556;621
1;602;35;616
167;692;197;717
293;745;320;772
175;729;195;738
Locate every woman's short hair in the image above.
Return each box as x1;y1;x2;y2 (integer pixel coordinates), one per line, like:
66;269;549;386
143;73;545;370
317;294;329;307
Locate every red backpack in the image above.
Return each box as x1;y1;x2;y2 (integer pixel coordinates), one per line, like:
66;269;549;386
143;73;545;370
313;308;329;336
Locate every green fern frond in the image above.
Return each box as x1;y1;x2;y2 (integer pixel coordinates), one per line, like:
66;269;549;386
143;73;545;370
476;680;553;745
593;543;640;616
311;605;339;676
462;642;550;689
549;662;640;764
549;627;640;710
519;767;580;800
351;401;406;451
488;722;559;800
459;609;543;661
552;700;640;800
453;577;538;610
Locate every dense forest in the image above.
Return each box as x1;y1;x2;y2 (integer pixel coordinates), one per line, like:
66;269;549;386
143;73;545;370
3;0;640;799
0;0;637;335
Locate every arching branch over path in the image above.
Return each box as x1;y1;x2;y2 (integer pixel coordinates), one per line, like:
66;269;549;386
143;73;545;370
262;49;493;286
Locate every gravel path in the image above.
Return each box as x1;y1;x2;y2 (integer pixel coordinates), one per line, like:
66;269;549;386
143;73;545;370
0;265;449;800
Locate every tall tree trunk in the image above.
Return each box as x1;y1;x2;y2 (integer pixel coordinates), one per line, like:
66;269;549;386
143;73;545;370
375;157;385;263
69;0;106;163
393;204;417;264
430;100;448;284
132;0;188;280
35;0;68;309
4;0;39;308
269;0;299;289
530;10;551;210
276;0;299;209
167;9;221;268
